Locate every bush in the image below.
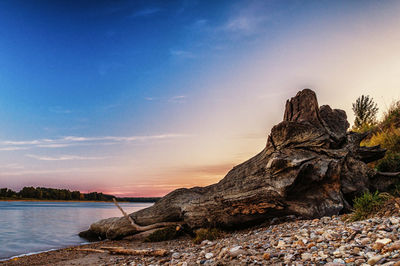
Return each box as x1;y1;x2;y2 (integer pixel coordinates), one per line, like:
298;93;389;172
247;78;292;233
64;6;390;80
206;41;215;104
349;191;385;221
144;226;183;242
376;153;400;172
193;228;222;244
365;128;400;153
381;101;400;130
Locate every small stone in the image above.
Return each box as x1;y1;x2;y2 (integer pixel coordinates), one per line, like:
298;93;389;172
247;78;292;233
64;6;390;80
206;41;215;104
389;241;400;251
375;238;392;245
263;253;271;260
333;258;346;264
307;243;315;249
205;253;213;259
229;246;244;257
367;255;383;265
201;240;212;246
360;238;370;245
295;240;305;247
372;242;385;251
276;240;286;248
301;252;312;261
171;252;181;259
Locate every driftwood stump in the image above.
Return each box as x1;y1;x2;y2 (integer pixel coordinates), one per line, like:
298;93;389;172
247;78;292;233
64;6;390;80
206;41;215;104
80;89;398;240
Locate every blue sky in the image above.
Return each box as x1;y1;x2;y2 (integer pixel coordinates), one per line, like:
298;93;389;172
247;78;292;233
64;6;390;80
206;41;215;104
1;0;400;196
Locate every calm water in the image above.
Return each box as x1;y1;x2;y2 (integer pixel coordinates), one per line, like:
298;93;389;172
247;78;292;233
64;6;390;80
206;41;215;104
0;201;152;259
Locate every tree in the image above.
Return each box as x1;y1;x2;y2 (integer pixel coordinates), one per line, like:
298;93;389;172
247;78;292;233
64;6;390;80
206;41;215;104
352;95;378;130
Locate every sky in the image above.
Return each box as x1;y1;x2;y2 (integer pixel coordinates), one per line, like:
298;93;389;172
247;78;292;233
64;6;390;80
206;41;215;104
1;0;400;197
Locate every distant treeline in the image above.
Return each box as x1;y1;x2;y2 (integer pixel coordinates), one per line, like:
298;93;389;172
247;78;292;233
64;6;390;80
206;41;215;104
0;187;160;202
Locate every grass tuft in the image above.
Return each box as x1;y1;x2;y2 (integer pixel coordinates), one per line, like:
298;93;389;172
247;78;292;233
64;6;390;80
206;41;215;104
348;191;386;221
144;226;182;242
193;228;222;244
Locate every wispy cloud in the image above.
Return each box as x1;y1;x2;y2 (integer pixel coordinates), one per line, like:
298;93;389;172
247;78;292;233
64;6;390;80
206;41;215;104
221;13;268;36
169;95;187;103
25;154;107;161
0;163;24;169
170;49;196;59
131;8;161;18
145;96;187;103
49;106;72;114
0;134;189;151
0;147;30;151
0;166;120;176
190;19;208;29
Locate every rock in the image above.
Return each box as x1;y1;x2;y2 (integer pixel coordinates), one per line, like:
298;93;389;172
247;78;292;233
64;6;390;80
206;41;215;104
332;259;346;264
353;247;360;254
276;240;286;248
204;253;213;259
229;246;244;258
81;89;398;240
368;255;383;265
376;238;392;245
361;238;371;245
301;252;312;261
171;252;181;259
263;253;270;260
389;241;400;251
372;242;385;251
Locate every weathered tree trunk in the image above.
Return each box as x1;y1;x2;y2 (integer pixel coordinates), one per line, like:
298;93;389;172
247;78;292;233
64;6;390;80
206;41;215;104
80;89;399;240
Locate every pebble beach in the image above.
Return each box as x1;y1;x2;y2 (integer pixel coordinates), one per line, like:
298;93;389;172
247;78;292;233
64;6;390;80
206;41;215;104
3;214;400;265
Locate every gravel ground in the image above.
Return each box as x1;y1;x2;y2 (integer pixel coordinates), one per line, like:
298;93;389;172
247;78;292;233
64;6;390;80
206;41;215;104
3;215;400;265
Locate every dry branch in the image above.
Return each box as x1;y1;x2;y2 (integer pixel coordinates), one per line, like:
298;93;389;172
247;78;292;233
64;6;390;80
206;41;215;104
77;246;168;256
100;246;168;256
112;198;181;232
75;248;106;253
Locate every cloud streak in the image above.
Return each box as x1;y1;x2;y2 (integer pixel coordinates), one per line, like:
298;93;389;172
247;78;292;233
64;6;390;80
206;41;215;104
170;50;196;59
0;134;189;151
131;8;161;18
25;154;107;161
168;95;187;103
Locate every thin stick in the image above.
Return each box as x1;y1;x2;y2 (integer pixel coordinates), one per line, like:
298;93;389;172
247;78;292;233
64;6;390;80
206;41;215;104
105;247;168;256
112;198;181;232
78;247;168;256
76;248;106;253
113;198;139;230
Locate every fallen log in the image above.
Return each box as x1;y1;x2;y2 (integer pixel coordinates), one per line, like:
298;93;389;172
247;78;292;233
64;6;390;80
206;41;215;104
80;89;400;240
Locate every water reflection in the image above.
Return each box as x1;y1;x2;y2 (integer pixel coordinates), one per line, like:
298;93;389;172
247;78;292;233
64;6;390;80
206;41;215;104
0;201;152;259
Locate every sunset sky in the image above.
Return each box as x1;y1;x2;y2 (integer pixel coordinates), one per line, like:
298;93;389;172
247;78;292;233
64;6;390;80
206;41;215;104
1;0;400;196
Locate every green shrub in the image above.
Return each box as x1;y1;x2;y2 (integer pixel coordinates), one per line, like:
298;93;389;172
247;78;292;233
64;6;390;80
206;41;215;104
193;228;222;244
364;128;400;153
376;153;400;172
349;191;385;221
381;101;400;130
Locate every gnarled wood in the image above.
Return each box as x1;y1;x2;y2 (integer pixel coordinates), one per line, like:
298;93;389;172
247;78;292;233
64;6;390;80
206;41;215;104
80;89;399;240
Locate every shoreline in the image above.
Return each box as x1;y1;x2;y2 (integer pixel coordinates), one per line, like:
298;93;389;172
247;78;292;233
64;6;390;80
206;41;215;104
3;214;400;265
0;199;154;203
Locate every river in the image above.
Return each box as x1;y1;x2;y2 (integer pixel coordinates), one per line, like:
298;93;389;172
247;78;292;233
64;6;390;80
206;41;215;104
0;201;152;259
